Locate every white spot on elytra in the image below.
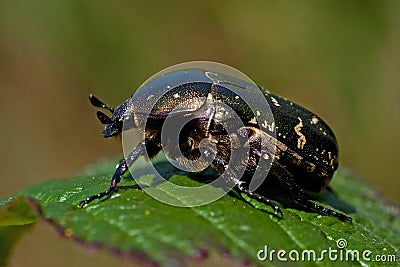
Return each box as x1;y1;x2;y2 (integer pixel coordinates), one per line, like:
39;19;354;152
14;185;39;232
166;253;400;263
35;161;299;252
307;163;316;172
262;121;275;132
262;120;267;128
294;118;306;149
271;97;281;107
311;116;319;125
249;117;257;124
173;93;180;98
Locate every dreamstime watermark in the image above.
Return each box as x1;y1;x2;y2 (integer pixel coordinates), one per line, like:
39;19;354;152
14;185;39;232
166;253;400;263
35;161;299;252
257;238;397;263
121;61;276;207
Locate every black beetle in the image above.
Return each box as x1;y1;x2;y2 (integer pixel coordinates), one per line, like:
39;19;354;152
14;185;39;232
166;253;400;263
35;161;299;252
80;64;352;222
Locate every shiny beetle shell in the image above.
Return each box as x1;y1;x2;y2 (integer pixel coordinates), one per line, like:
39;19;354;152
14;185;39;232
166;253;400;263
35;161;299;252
82;66;350;222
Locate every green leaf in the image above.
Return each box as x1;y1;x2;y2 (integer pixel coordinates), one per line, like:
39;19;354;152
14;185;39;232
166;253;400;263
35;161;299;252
0;197;38;266
1;157;399;266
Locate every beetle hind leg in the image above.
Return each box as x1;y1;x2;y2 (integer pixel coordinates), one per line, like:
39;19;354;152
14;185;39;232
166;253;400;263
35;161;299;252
294;193;352;222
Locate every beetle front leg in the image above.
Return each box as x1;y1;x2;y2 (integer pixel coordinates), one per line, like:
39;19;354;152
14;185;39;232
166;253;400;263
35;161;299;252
79;141;145;207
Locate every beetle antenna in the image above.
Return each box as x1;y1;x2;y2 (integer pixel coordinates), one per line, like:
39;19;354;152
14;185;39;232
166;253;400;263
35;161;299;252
96;111;112;124
89;94;114;113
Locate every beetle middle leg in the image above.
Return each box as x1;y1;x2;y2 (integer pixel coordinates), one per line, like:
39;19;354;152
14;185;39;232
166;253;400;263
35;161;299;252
236;182;283;216
270;162;352;222
212;153;283;216
79;141;145;207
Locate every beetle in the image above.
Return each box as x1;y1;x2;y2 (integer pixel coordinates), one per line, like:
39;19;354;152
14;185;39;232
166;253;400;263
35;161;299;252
80;66;352;222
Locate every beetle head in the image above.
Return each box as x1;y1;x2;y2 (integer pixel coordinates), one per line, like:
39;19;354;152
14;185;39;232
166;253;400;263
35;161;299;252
89;94;122;138
101;115;123;137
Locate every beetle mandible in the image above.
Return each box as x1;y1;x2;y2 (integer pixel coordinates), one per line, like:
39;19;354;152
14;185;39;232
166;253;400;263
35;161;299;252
80;62;352;222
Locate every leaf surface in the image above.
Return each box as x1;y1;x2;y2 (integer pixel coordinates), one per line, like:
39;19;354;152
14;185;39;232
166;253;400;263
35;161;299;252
1;157;399;266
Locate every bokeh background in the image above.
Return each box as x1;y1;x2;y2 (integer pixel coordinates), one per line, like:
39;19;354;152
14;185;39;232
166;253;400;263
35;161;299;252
1;1;399;266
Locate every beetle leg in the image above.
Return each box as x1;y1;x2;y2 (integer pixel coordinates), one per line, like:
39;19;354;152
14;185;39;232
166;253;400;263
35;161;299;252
270;162;352;222
213;156;282;216
236;182;283;216
293;193;352;222
211;147;282;216
79;141;145;207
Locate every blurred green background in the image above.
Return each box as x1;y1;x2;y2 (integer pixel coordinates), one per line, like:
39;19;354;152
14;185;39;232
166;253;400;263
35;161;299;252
1;1;399;266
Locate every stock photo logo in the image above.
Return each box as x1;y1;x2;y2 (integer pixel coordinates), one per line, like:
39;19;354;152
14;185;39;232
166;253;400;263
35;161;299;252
257;238;397;263
80;61;351;222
